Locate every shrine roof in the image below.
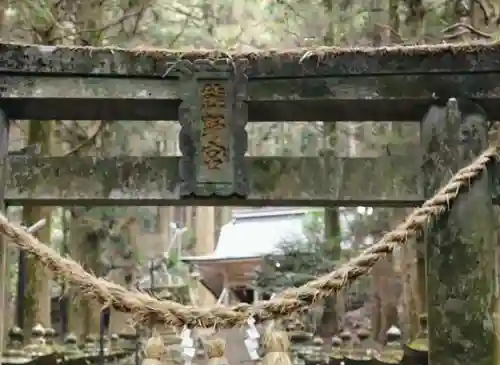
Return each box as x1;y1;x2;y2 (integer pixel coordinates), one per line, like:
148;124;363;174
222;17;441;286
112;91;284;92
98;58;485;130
182;208;356;297
1;41;499;78
182;208;318;264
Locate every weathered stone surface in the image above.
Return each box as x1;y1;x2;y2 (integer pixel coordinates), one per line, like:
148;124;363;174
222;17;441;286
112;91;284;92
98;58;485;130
0;98;178;121
0;97;447;121
0;111;8;352
4;73;500;120
177;59;249;197
248;73;500;100
422;99;495;365
5;74;500;100
0;76;178;99
6;155;421;206
247;99;499;122
0;42;500;78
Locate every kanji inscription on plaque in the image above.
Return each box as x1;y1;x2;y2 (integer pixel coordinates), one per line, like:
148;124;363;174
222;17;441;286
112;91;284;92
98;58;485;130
176;58;249;198
199;82;230;172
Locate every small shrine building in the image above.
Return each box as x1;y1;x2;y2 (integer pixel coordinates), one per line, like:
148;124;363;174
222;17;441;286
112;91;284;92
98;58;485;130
182;208;324;305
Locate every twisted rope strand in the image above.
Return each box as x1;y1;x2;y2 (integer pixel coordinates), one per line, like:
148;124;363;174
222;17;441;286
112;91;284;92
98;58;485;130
0;146;498;329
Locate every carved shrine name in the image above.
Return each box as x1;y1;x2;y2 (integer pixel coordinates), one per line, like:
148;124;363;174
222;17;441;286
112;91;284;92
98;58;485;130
200;83;230;170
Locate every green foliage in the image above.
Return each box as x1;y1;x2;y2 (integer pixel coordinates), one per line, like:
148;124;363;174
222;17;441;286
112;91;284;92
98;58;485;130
166;252;180;268
182;230;197;254
254;211;342;294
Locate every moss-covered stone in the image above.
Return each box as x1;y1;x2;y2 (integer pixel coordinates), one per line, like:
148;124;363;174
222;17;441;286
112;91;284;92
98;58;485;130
109;333;122;354
5;154;420;207
62;333;84;359
83;335;98;355
23;325;52;357
422;99;495;365
3;327;30;363
407;314;428;351
2;42;500;78
328;336;343;361
44;328;64;354
374;327;403;364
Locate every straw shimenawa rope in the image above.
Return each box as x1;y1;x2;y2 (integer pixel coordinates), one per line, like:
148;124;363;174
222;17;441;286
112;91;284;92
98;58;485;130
0;145;498;328
261;324;293;365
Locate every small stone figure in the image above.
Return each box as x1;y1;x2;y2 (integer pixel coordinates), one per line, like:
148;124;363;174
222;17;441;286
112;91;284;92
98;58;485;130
63;333;84;359
110;333;122;354
338;330;352;357
43;328;55;346
347;328;372;361
83;334;98;355
312;337;323;347
331;336;342;347
359;328;377;353
375;326;403;364
328;335;343;364
305;336;325;363
23;324;52;357
2;327;31;364
7;327;24;351
44;328;63;354
101;335;110;355
385;326;402;348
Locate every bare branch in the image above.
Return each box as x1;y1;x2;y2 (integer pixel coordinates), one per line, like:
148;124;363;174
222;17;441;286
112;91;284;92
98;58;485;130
167;16;190;47
63;120;109;156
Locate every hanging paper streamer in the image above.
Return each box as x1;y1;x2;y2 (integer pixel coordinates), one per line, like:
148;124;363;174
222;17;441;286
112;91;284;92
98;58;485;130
180;326;195;365
244;316;260;361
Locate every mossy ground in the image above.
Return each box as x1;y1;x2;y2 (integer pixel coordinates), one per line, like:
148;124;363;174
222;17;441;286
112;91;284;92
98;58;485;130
407;339;428;351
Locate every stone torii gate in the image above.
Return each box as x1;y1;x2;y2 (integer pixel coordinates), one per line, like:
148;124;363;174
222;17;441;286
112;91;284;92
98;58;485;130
0;42;498;365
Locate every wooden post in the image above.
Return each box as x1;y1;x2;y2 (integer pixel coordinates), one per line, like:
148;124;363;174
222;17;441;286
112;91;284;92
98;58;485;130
194;207;216;306
0;111;9;362
253;288;260;303
421;98;495;365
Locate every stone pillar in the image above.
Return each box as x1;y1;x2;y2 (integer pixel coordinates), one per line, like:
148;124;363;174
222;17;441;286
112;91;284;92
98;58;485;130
0;111;9;357
421;98;495;365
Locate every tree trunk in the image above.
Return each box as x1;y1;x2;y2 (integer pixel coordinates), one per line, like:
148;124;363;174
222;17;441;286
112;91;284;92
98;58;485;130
317;0;341;341
318;208;340;340
60;0;107;339
397;212;420;341
67;214;102;339
21;121;53;338
388;0;400;43
372;250;399;342
406;0;425;40
108;217;137;335
371;211;399;343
